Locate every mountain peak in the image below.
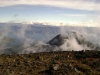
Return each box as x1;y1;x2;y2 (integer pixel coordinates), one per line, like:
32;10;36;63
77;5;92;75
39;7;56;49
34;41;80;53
48;32;100;51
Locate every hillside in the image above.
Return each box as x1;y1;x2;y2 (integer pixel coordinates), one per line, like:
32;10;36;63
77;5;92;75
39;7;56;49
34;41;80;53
0;51;99;75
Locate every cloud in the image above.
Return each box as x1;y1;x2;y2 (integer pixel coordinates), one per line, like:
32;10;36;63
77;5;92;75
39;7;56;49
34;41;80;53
0;0;100;11
60;14;87;17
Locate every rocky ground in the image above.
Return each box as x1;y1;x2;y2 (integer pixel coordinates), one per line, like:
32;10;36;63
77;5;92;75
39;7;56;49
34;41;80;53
0;50;99;75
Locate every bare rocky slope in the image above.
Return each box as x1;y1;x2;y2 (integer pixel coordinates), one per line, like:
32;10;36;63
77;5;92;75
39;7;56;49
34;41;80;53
0;50;99;75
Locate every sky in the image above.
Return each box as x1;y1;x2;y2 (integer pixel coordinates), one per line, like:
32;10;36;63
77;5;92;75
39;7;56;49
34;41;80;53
0;0;100;26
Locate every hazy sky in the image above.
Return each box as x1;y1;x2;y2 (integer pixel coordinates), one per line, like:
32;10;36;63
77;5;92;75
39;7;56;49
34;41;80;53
0;0;100;26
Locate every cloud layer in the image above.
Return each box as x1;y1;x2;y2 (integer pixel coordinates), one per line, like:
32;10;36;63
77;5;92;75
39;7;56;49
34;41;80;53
0;0;100;11
0;23;100;54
